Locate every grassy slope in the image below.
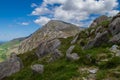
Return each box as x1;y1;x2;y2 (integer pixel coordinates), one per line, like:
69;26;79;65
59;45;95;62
4;36;120;80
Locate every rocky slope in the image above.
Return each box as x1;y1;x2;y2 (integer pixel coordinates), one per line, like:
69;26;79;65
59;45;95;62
18;20;80;54
1;12;120;80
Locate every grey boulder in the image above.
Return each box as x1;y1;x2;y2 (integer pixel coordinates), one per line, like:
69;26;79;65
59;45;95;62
84;31;109;49
31;64;44;74
0;53;23;80
66;53;80;61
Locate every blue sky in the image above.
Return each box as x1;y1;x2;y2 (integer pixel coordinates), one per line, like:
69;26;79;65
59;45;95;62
0;0;120;41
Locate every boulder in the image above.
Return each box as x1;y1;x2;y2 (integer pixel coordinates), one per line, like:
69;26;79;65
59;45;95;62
31;64;44;74
88;69;98;74
110;45;120;56
66;45;75;55
0;53;23;80
48;49;63;62
84;31;109;49
71;35;79;44
66;53;80;61
109;33;120;44
109;13;120;36
35;39;61;58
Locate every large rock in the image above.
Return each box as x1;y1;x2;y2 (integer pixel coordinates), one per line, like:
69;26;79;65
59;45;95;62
110;45;120;56
109;13;120;36
18;20;80;54
66;45;75;55
84;31;109;49
71;35;79;44
66;45;80;61
66;53;80;61
90;15;108;28
109;33;120;44
31;64;44;74
35;39;61;58
48;49;63;62
0;53;23;80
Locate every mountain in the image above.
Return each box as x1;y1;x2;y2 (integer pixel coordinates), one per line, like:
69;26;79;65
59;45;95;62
18;20;80;54
1;13;120;80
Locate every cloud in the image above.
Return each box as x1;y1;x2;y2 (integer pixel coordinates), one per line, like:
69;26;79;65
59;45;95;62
31;0;119;27
34;17;51;25
31;3;37;8
107;10;119;17
21;22;29;26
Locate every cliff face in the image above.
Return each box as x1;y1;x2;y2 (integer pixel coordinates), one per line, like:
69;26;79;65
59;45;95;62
18;20;80;54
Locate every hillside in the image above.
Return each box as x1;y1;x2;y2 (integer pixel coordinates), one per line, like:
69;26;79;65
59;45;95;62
0;37;26;62
0;12;120;80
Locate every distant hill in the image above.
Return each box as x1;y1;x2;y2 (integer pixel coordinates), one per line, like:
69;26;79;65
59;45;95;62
0;37;26;62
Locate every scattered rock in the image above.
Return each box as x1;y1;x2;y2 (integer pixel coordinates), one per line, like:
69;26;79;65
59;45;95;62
31;64;44;74
0;53;23;80
66;45;75;55
66;53;80;61
110;45;120;56
84;31;109;49
88;69;98;74
71;35;79;44
48;49;63;62
36;39;61;58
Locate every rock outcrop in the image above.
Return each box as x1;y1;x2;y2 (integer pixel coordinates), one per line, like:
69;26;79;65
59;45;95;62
18;20;80;54
90;15;109;28
109;12;120;44
84;31;109;49
0;53;23;80
36;39;63;61
66;45;80;61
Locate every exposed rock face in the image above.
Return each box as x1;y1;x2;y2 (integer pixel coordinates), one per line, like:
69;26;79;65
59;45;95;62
18;20;80;54
71;35;79;44
109;16;120;36
66;45;75;55
35;39;61;58
90;15;108;28
84;31;109;49
0;53;23;80
31;64;44;74
109;33;120;44
109;12;120;44
66;45;80;61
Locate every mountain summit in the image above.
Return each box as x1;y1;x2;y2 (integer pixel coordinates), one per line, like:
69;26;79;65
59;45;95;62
18;20;80;54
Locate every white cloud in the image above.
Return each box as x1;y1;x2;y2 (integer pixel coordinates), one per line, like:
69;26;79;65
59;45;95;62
44;0;66;5
108;10;119;17
21;22;29;26
31;0;119;27
34;17;51;25
31;3;37;8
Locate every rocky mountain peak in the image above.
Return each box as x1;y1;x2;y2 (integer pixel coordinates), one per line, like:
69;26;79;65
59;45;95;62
18;20;80;54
